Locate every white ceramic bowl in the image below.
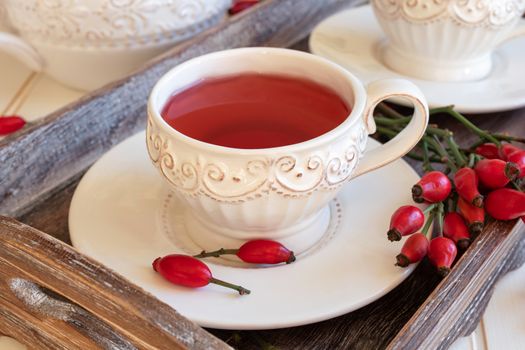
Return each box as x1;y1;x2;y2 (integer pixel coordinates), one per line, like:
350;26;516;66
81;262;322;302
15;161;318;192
0;0;231;90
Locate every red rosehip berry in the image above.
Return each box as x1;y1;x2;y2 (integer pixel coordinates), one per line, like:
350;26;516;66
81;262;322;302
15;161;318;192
412;171;452;203
475;143;500;159
457;197;485;236
153;254;250;295
474;159;520;189
507;151;525;178
499;143;522;160
454;167;483;208
428;237;457;277
395;233;429;267
387;205;425;241
485;188;525;221
229;0;259;15
443;212;471;250
194;239;295;265
0;116;26;135
237;240;295;264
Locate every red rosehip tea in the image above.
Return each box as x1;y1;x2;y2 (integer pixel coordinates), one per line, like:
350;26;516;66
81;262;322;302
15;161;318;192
161;73;350;149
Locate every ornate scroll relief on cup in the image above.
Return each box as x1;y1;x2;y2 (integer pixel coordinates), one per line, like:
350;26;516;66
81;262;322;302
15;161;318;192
371;0;525;82
146;48;429;257
0;0;231;91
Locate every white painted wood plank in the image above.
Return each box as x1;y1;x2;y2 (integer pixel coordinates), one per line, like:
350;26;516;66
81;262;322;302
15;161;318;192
16;74;84;122
449;324;486;350
482;262;525;350
0;53;31;114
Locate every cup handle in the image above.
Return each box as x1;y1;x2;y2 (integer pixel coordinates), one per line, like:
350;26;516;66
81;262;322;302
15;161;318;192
0;32;44;71
352;78;429;179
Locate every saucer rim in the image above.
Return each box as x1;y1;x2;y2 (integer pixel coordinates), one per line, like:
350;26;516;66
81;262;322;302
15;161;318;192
309;5;525;114
69;131;423;330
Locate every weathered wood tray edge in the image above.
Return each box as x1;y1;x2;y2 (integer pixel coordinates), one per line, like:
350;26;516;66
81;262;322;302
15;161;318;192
0;0;524;348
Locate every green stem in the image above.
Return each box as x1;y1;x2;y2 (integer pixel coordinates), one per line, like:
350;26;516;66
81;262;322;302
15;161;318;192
511;180;522;191
425;126;451;138
376;125;398;138
468;153;476;168
374;116;410;126
492;133;525;144
426;136;458;172
430;106;500;146
422;138;434;173
377;102;408;119
436;203;445;236
422;210;435;236
423;203;437;214
405;151;443;163
468;139;486;151
445;133;467;168
209;278;251;295
194;248;239;259
373;126;443;163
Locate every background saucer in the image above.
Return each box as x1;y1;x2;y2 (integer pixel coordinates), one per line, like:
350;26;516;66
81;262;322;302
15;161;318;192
309;5;525;114
69;132;423;330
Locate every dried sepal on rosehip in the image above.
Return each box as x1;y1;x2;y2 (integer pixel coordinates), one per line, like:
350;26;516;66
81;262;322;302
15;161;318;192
153;254;250;295
507;151;525;178
387;205;425;241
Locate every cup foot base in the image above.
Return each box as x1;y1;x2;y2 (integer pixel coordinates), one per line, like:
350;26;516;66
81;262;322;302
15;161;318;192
378;42;492;82
183;205;332;262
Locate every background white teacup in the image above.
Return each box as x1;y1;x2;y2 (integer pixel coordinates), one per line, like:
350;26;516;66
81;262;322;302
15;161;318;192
147;48;429;256
371;0;525;82
0;0;231;90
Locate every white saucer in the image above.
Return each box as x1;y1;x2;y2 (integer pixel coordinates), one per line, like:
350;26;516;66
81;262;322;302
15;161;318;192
309;5;525;114
69;132;422;330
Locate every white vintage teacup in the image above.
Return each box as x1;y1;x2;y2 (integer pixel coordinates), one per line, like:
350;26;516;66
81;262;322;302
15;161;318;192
371;0;525;82
0;0;231;90
146;48;429;256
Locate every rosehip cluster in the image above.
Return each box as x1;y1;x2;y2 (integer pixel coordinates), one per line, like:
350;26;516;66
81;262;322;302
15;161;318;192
389;170;457;277
475;143;525;221
152;239;294;295
388;141;525;277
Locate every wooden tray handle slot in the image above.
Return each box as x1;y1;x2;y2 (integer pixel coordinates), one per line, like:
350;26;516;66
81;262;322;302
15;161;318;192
0;216;231;350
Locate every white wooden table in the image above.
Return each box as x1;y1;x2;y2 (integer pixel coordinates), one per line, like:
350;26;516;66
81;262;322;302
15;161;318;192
1;52;524;350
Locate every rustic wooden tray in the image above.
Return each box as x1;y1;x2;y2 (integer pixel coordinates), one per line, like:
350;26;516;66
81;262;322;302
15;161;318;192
1;0;524;349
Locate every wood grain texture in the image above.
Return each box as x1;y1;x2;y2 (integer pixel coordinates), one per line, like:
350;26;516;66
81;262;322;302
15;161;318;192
0;0;361;218
1;1;525;349
0;217;230;350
